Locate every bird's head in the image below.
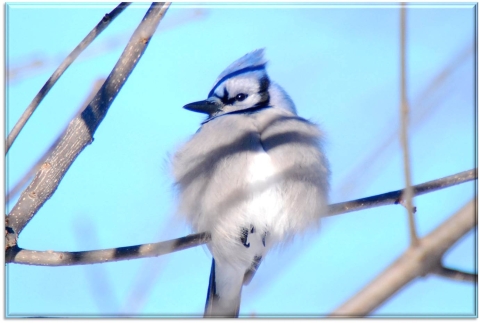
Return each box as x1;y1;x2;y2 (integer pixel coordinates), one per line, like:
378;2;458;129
183;49;271;118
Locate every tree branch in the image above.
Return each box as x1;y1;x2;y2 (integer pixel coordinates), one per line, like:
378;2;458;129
328;198;476;317
5;2;131;154
431;265;477;283
327;168;476;216
5;2;171;248
5;168;476;266
336;44;473;201
6;233;210;266
399;6;419;246
6;78;106;204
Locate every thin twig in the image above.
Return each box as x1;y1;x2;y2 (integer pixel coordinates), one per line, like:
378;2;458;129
5;2;171;248
6;78;105;205
337;43;473;200
7;9;208;84
329;197;476;317
432;266;477;283
328;168;476;216
5;3;131;155
399;5;419;246
5;168;476;266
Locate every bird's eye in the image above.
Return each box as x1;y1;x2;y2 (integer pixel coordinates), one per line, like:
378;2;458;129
235;93;248;102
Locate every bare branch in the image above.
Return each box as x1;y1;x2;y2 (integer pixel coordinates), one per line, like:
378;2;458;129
5;2;131;154
431;266;477;283
6;233;210;266
399;5;418;246
328;198;476;317
6;78;106;204
328;168;476;216
336;43;473;201
5;2;171;248
5;168;476;266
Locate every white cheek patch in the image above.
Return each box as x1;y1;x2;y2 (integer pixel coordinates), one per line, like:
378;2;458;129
242;93;261;107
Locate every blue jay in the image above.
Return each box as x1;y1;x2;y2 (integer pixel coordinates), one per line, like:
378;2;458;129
172;49;329;317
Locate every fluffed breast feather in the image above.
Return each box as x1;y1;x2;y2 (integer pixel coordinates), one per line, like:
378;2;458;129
258;109;330;239
172;107;329;266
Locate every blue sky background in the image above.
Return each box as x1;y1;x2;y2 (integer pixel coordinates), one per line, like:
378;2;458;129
5;2;477;317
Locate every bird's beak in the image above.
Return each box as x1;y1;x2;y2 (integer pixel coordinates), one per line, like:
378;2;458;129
183;99;222;116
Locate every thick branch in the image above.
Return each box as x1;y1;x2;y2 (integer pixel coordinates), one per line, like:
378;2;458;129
328;198;476;317
6;233;210;266
5;169;476;266
5;2;131;154
6;2;171;248
6;78;106;204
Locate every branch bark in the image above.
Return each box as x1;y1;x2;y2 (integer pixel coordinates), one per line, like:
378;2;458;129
6;233;210;266
5;168;476;266
431;266;477;283
5;2;131;154
327;168;476;216
6;78;106;204
399;5;419;246
328;198;476;317
5;2;171;248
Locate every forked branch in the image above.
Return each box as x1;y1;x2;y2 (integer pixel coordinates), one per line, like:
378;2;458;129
432;265;477;283
328;198;476;317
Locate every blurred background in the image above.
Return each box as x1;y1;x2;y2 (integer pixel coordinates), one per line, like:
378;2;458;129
6;2;476;317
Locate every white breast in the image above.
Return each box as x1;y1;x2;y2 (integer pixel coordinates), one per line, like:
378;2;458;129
248;150;275;182
245;150;282;233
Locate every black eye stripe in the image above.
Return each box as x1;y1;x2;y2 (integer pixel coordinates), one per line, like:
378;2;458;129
215;92;248;105
212;75;269;106
223;88;229;103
